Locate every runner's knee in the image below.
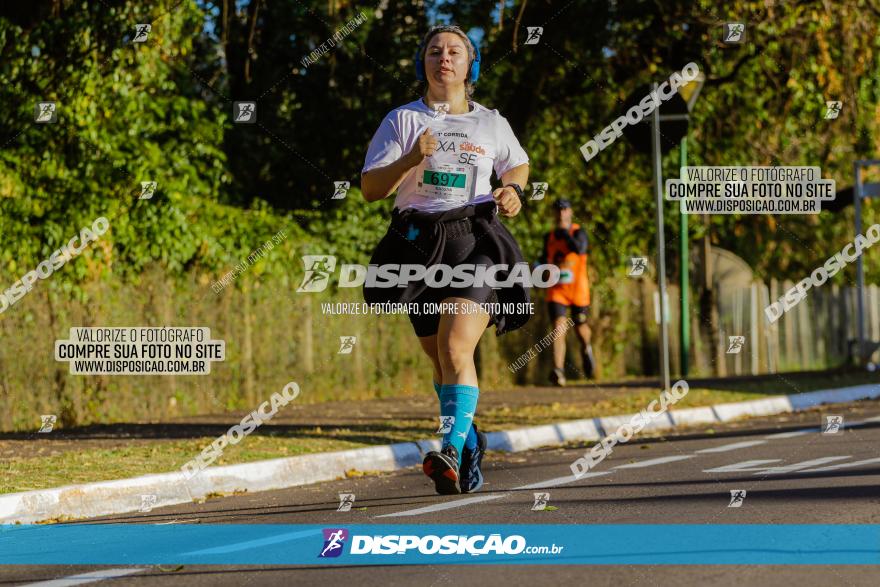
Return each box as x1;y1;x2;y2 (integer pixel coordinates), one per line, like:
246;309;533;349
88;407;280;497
437;333;477;372
577;322;591;341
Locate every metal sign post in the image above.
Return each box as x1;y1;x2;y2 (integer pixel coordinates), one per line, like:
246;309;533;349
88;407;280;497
822;162;879;364
853;160;880;362
855;163;865;362
652;82;671;393
622;76;696;392
676;72;704;379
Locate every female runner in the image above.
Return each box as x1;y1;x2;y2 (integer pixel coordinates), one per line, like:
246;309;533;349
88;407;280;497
361;25;532;495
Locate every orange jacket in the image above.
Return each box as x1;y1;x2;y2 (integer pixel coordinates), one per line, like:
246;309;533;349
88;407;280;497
543;223;590;306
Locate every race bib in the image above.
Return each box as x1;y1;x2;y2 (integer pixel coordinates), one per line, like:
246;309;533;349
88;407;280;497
415;163;477;204
559;268;574;284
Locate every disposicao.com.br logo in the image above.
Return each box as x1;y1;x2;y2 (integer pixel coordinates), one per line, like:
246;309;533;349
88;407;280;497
319;528;349;558
317;528;563;558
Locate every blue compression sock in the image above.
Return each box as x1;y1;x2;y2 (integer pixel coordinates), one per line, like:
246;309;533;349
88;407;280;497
438;384;480;464
433;381;478;452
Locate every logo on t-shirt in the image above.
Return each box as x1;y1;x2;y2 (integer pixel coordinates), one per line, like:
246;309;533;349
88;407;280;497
460;142;486;155
362;100;528;212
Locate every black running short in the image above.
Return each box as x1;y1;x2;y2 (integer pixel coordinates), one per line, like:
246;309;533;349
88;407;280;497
547;301;589;325
364;199;532;337
406;215;500;338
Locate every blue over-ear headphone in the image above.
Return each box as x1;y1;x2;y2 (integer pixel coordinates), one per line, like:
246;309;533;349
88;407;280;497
414;32;481;84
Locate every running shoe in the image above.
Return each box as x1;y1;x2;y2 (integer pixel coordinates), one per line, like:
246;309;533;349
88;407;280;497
422;444;461;495
550;367;566;387
460;423;488;493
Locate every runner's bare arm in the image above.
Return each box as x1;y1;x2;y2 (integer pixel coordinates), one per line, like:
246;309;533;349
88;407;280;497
492;163;530;217
500;163;529;191
361;129;438;202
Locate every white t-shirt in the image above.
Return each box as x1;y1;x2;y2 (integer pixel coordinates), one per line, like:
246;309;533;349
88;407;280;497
362;99;529;212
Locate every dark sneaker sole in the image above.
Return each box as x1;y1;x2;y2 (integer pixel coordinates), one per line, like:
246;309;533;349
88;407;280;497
423;452;461;495
461;431;488;494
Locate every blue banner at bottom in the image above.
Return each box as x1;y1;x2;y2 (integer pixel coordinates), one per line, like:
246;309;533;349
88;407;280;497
1;524;878;565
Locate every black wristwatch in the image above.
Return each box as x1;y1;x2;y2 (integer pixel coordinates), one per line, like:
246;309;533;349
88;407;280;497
504;183;525;202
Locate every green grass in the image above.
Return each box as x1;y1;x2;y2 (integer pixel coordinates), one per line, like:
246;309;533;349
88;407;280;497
2;371;876;494
1;434;366;494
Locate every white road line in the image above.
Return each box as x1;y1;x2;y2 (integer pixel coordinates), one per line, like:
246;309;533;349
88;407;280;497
764;428;818;439
613;455;694;469
376;412;879;519
703;459;781;473
756;456;851;475
796;457;880;473
20;568;145;587
375;494;504;518
695;440;768;453
513;471;611;489
760;418;871;440
376;471;612;518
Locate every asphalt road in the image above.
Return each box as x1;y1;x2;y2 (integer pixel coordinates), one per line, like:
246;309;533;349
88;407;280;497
3;400;880;586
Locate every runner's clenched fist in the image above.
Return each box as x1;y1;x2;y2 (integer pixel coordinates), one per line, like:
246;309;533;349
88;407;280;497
492;186;522;217
405;128;439;166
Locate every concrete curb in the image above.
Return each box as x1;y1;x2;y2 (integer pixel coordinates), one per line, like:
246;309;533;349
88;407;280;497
2;383;877;524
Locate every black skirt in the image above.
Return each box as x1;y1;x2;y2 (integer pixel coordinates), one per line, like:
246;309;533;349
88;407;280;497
363;200;532;336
